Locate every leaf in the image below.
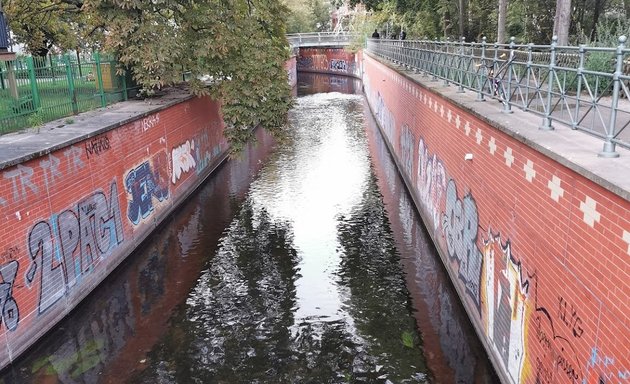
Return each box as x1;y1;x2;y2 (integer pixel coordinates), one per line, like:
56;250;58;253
401;330;414;348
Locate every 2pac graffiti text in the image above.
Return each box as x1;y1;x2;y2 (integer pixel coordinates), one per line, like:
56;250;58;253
25;181;124;314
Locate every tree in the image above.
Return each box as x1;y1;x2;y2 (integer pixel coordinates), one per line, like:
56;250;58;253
497;0;508;43
3;0;84;56
553;0;571;45
285;0;332;32
5;0;293;153
91;0;294;153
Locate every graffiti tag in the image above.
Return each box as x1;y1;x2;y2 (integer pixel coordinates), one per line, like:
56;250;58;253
26;181;124;314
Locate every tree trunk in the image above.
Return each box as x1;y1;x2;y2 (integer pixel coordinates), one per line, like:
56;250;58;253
590;0;604;41
553;0;572;45
497;0;508;43
458;0;466;38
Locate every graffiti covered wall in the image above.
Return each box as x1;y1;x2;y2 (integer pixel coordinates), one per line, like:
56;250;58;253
362;53;630;384
0;96;228;368
296;47;361;78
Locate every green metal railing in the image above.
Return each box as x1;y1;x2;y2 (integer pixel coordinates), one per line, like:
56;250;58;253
367;36;630;157
0;51;137;133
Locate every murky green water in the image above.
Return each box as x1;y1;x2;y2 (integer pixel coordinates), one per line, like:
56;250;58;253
0;73;498;384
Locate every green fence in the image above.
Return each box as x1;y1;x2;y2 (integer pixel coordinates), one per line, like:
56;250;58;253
0;52;138;133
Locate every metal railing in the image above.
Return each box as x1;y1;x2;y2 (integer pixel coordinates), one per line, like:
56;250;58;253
367;36;630;157
0;51;139;133
287;32;357;48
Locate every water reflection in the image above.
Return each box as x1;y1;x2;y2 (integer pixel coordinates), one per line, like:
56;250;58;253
0;74;498;384
0;129;276;384
297;72;362;95
130;91;429;383
363;100;499;384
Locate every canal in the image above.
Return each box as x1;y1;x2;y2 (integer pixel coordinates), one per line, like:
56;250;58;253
0;73;499;384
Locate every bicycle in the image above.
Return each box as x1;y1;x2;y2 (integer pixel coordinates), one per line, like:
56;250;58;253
476;51;516;104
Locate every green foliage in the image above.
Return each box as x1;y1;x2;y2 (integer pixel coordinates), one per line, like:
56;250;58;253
4;0;85;56
285;0;332;33
26;111;44;128
80;0;293;153
573;17;630;95
400;330;414;348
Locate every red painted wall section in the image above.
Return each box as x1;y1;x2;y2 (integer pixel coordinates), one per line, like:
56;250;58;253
297;47;361;78
362;53;630;384
0;96;228;367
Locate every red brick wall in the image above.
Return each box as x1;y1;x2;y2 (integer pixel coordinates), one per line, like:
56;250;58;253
297;47;361;78
362;54;630;384
0;96;228;368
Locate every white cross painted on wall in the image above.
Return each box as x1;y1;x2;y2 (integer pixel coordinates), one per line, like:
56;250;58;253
524;159;536;182
504;147;514;167
547;175;564;202
434;102;439;113
465;121;472;136
447;109;453;123
455;115;461;129
580;196;601;227
623;230;630;255
440;104;445;117
476;128;483;145
488;137;497;155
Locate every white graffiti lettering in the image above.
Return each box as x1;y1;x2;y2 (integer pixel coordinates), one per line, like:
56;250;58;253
171;140;197;184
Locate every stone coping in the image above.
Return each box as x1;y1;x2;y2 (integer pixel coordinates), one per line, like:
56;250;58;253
365;52;630;202
0;87;194;171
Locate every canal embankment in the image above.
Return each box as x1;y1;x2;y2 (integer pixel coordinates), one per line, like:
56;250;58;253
0;87;229;368
360;50;630;384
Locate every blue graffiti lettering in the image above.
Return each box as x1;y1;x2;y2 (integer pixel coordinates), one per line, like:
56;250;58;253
125;161;169;225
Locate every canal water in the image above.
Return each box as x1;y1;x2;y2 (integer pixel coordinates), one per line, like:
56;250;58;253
0;73;499;384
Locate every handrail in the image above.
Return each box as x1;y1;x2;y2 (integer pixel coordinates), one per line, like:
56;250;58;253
286;32;358;48
366;36;630;157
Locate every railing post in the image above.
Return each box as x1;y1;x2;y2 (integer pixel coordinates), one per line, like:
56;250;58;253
413;41;419;73
94;51;107;108
525;43;533;110
121;69;128;101
63;54;78;114
432;39;439;81
574;44;585;130
443;37;450;86
599;35;625;158
477;37;487;101
25;56;41;111
457;36;465;93
539;36;557;131
501;36;515;114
